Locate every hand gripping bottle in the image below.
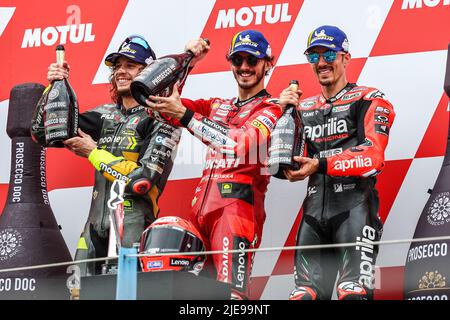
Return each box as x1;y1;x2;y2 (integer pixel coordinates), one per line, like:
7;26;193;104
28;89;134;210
41;45;79;147
130;39;210;106
268;80;305;179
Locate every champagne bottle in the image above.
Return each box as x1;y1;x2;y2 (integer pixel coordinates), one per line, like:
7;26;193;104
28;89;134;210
131;39;210;106
268;80;305;179
43;45;79;148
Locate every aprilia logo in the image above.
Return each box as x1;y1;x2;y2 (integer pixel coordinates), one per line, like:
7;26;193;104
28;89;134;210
304;118;348;141
334;156;373;172
215;3;292;29
356;226;376;289
22;23;95;48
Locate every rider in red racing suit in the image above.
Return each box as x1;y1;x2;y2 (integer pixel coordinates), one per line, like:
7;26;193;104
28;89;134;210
145;31;283;299
179;93;281;299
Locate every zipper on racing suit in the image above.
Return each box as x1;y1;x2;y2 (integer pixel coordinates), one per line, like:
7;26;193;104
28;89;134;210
321;103;330;223
197;102;241;217
101;111;125;231
318;83;355;222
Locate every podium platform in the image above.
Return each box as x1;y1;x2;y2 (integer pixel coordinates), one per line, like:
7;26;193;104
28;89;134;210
80;271;230;300
0;271;230;300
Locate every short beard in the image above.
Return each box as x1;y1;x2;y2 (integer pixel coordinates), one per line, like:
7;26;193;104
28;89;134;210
234;69;265;90
318;79;333;86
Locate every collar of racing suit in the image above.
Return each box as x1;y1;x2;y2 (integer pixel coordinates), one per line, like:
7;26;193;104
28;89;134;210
235;89;270;107
323;82;356;104
118;104;146;115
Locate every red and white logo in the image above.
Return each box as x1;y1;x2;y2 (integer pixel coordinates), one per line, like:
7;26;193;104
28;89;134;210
304;118;348;141
334;156;373;173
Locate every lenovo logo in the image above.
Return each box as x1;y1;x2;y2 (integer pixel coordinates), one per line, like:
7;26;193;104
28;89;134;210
215;3;292;29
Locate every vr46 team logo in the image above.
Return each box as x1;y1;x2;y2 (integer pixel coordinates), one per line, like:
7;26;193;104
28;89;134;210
0;229;23;261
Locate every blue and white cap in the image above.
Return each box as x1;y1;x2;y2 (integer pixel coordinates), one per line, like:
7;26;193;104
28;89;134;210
105;35;156;67
305;25;349;53
228;30;272;59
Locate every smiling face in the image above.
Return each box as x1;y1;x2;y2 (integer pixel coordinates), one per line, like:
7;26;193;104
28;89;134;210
307;46;350;88
230;52;271;92
112;56;145;97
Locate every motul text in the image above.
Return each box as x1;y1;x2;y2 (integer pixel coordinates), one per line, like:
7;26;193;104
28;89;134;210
402;0;449;10
215;3;292;29
21;23;95;48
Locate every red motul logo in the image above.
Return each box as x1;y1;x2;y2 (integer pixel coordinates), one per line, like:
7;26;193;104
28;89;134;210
193;0;304;74
215;3;292;29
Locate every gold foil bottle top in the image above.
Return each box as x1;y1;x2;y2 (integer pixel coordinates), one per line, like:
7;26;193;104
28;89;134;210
56;45;65;66
289;79;299;92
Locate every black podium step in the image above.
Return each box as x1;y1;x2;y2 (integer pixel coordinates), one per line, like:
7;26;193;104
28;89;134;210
80;271;230;300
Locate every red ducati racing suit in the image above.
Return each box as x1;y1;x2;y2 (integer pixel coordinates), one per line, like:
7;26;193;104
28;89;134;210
173;89;282;299
291;83;395;300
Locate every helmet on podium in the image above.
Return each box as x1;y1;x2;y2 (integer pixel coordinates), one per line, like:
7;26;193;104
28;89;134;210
139;216;206;275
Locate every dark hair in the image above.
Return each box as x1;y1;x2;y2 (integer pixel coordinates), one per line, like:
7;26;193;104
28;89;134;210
108;69;121;105
264;56;275;76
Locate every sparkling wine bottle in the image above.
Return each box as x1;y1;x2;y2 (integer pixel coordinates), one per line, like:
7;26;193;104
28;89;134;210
42;45;79;148
268;80;305;179
131;39;210;106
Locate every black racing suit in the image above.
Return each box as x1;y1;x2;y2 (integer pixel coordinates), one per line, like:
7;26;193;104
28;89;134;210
291;83;395;300
32;100;181;275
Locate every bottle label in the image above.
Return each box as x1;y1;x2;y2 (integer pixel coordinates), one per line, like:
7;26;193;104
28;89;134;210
268;107;303;175
43;80;77;146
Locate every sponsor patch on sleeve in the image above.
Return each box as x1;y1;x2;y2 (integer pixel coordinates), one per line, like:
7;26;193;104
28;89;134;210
255;115;275;131
375;106;390;115
374;114;390;124
375;124;390;136
251;119;269;137
365;90;386;100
